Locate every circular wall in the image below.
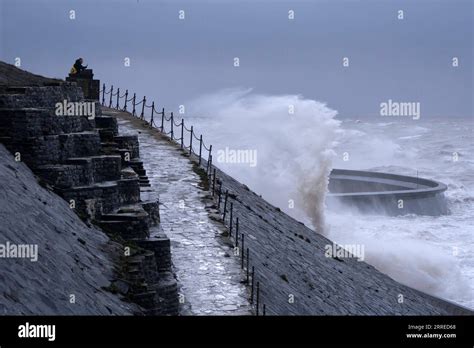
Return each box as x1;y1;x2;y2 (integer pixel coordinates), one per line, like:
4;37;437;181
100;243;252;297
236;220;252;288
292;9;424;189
327;169;448;216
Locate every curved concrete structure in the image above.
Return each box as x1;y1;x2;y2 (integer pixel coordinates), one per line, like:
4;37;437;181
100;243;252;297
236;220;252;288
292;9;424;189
327;169;448;216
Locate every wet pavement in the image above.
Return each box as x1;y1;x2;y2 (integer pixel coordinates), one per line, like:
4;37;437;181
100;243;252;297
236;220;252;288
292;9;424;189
110;111;252;315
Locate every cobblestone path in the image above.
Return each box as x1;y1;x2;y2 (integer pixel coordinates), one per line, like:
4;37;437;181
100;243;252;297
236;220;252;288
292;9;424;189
106;110;251;315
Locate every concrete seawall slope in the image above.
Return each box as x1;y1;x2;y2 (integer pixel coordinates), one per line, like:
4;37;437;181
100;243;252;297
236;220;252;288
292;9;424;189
0;144;138;315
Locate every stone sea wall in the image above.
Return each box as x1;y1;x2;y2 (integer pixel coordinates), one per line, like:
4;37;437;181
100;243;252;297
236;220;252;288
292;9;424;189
0;83;178;315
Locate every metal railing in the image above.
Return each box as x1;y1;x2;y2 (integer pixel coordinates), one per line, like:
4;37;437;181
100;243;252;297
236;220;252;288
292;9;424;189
102;84;212;167
101;83;269;316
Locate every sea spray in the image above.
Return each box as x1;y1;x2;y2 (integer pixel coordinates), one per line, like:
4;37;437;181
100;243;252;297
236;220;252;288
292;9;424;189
186;88;340;233
325;210;470;305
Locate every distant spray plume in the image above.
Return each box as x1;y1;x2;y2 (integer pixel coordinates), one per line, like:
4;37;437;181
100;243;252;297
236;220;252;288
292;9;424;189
187;88;341;232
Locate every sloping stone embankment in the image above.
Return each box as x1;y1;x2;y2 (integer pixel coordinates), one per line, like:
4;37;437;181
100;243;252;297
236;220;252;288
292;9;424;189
0;144;137;315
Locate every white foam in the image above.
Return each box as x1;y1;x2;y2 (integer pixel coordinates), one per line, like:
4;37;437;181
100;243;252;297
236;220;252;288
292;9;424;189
186;88;340;231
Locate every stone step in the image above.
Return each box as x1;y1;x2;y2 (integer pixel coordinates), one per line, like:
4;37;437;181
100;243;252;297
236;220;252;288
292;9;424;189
59;178;141;218
114;135;140;159
0;136;11;144
0;108;95;139
100;142;120;156
128;160;145;169
94;116;118;134
130;291;157;309
95;218;149;239
3;131;102;169
36;163;94;189
98;128;116;142
1;86;27;94
66;155;122;183
140;201;160;225
135;168;147;176
0;84;84;109
101;141;118;147
133;236;171;272
100;211;148;222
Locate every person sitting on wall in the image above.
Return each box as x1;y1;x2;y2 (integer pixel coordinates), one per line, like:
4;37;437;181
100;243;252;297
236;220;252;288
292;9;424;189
69;58;88;75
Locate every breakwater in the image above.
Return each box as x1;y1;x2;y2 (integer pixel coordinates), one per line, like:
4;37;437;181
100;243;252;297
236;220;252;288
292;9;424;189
327;169;449;216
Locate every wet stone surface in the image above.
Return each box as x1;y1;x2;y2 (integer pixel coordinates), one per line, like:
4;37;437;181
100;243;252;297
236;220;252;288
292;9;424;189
112;112;252;315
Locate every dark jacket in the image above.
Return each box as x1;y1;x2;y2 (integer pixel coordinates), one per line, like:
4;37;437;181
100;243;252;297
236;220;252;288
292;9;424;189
73;59;87;73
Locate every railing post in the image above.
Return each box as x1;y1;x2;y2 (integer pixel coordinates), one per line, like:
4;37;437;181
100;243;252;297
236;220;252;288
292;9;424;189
208;161;212;183
124;90;128;111
212;168;216;196
140;96;146;119
150;102;155;127
235;217;239;247
101;84;105;106
109;85;113;108
132;93;136;116
198;135;203;165
170;112;174;140
229;203;233;237
223;190;229;220
115;88;120;109
161;108;165;132
217;183;222;210
189;126;193;155
246;248;250;283
256;282;260;316
241;234;245;269
263;304;266;316
207;154;212;176
180;119;184;148
250;266;255;304
207;145;213;173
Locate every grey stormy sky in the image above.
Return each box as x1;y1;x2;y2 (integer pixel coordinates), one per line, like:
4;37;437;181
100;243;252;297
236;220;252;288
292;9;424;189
0;0;472;118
